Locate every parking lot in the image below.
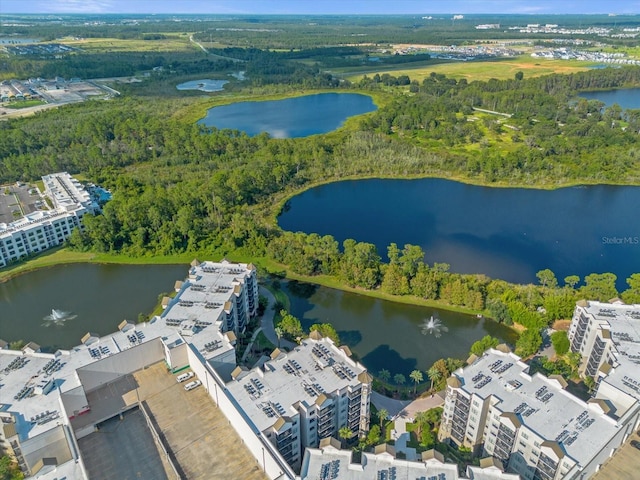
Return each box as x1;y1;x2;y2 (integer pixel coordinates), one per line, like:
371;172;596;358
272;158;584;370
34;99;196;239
0;183;42;225
133;363;267;480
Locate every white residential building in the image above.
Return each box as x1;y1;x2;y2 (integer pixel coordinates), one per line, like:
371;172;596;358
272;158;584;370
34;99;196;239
226;332;372;471
438;348;639;480
0;172;96;267
300;438;520;480
568;300;640;417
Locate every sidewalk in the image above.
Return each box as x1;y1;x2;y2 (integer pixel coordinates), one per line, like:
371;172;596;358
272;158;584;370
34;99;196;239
258;286;295;350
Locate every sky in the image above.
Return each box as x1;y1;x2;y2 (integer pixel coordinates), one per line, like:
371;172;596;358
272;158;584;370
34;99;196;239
1;0;638;15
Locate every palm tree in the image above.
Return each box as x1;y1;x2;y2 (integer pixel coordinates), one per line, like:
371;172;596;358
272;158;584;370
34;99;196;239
427;366;442;391
378;369;391;394
410;369;423;394
338;426;352;448
414;410;430;437
377;408;388;429
394;373;406;394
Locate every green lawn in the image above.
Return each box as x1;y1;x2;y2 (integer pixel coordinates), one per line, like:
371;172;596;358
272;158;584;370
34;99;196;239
345;55;593;83
4;99;46;109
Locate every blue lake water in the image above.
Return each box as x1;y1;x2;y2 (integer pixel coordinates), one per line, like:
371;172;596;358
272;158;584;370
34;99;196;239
283;281;517;376
279;179;640;288
580;88;640;109
198;93;377;138
177;79;229;92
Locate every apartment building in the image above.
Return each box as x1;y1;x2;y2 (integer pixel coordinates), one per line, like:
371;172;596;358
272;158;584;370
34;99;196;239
300;438;521;480
438;348;638;480
0;172;96;267
568;300;640;417
227;333;371;471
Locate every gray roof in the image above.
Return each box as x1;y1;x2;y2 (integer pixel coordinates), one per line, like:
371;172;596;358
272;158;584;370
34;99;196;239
452;349;620;466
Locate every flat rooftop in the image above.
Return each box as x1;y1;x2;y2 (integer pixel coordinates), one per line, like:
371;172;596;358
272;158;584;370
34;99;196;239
42;172;92;210
453;349;620;466
579;301;640;400
227;336;367;432
301;444;461;480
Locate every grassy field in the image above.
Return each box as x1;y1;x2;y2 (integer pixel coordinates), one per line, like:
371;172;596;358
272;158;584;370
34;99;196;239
344;55;593;82
58;34;197;53
4;99;47;109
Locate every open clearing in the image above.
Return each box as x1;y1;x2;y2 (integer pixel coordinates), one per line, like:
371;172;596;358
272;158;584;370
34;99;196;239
345;56;593;82
58;35;196;53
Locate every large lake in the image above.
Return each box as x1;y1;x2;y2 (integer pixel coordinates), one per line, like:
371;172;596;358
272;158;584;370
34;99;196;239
278;179;640;288
198;93;376;138
0;264;186;351
579;88;640;109
284;281;517;376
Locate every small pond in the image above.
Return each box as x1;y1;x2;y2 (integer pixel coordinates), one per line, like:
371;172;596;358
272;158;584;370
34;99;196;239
176;79;229;92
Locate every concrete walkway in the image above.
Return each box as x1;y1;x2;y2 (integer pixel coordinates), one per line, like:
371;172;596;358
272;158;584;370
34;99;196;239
258;286;295;350
371;391;444;421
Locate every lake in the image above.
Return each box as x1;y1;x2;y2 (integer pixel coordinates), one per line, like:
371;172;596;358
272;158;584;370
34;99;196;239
198;93;377;138
278;179;640;288
176;79;229;92
0;263;187;351
579;87;640;109
283;280;517;376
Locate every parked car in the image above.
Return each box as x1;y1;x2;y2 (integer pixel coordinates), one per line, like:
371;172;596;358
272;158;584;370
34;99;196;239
176;371;194;383
184;380;202;391
631;440;640;450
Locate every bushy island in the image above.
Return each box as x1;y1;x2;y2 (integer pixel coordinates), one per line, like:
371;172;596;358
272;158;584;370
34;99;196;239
2;67;640;365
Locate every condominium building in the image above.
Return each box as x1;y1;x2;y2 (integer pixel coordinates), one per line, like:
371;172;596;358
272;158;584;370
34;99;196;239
438;348;638;480
227;333;371;471
568;300;640;417
0;172;96;267
300;438;520;480
0;259;265;479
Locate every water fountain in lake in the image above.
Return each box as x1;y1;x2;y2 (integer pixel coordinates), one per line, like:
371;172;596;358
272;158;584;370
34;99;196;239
421;316;448;338
43;308;77;326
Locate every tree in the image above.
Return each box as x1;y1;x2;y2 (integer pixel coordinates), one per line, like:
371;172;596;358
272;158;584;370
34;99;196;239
470;335;500;357
515;71;524;81
394;373;406;392
515;329;543;358
567;352;582;377
0;455;23;480
278;310;304;339
410;369;423;394
427;366;442;390
309;323;340;345
580;273;618;302
338;426;352;448
622;273;640;304
365;424;381;446
584;376;595;393
564;275;580;289
378;369;391;384
536;269;558;289
550;331;570;356
377;408;388;429
486;298;512;325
